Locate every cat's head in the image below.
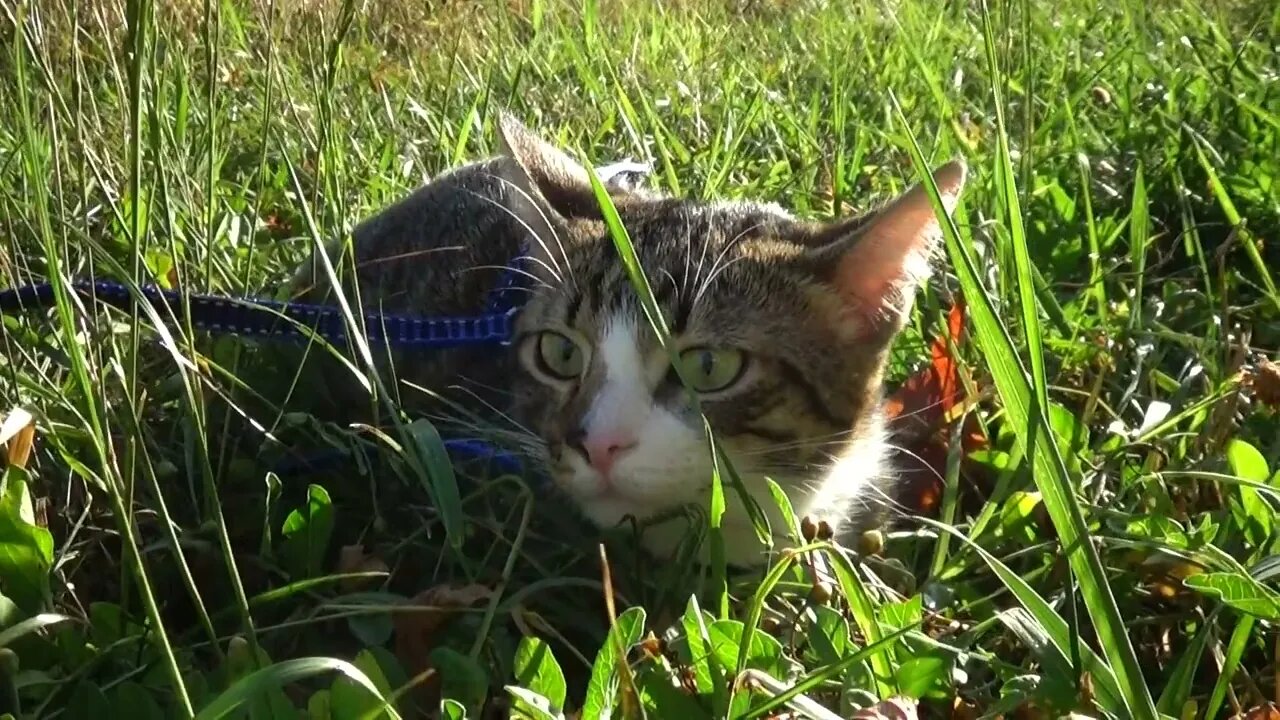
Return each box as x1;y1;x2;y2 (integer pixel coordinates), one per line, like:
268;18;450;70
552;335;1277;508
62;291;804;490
494;113;966;566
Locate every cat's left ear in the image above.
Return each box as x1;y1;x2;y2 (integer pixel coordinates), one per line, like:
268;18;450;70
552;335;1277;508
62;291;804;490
804;159;967;341
495;111;637;219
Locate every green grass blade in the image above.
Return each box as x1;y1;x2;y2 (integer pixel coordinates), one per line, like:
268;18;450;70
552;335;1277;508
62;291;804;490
894;51;1159;720
1203;613;1253;720
1190;139;1279;309
193;657;401;720
916;517;1125;715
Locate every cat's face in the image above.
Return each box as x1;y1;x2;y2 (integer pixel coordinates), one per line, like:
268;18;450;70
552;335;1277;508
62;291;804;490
493;114;966;565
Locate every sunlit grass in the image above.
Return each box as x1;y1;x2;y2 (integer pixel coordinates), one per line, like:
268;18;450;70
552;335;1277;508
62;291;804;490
1;0;1278;717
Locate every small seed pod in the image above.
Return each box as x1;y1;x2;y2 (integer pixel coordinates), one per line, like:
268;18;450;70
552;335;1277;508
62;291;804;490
811;580;834;605
816;520;834;541
857;529;885;556
226;634;255;677
800;516;818;542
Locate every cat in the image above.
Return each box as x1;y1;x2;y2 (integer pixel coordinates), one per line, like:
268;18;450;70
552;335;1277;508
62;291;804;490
290;111;967;568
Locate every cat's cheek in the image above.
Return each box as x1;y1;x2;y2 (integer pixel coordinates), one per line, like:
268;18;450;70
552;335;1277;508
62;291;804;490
613;408;714;503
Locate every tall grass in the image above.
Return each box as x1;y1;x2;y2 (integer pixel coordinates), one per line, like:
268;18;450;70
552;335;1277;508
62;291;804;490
1;0;1278;717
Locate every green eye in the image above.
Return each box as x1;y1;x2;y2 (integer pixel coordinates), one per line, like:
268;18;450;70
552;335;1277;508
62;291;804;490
676;347;747;393
536;331;586;380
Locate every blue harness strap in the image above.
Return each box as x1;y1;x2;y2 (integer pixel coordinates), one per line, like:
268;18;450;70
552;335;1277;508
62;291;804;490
0;257;532;476
0;277;520;350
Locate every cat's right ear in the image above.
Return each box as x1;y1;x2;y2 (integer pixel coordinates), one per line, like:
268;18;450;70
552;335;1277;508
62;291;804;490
802;159;967;344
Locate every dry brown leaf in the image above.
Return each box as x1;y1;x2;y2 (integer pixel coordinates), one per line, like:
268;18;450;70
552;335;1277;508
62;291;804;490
393;583;494;707
1247;359;1280;408
849;697;918;720
1239;702;1280;720
334;544;390;592
950;696;980;720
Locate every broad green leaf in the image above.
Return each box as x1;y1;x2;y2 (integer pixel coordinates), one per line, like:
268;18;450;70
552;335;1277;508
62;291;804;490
504;687;562;720
634;664;710;718
1047;401;1091;474
440;698;467;720
65;680;110;719
1225;440;1274;545
513;637;567;712
1182;573;1280;620
807;606;851;666
893;655;950;700
430;647;489;717
0;470;53;613
1225;439;1269;482
581;606;645;720
111;681;166;720
0;612;75;648
281;484;334;579
89;601;143;647
707;620;789;679
307;689;332;720
678;596;723;707
347;611;394;648
877;595;923;635
330;648;399;720
0;648;17;720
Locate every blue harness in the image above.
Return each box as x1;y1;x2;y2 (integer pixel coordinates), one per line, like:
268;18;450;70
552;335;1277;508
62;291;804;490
0;260;529;477
0;160;653;481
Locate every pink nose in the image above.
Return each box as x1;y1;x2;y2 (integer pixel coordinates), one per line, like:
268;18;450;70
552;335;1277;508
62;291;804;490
581;433;637;477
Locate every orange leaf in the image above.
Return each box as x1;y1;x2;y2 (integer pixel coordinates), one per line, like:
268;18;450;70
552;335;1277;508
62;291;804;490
932;299;966;416
885;300;968;433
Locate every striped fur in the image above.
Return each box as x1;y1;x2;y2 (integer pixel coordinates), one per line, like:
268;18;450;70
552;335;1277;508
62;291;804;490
295;112;966;566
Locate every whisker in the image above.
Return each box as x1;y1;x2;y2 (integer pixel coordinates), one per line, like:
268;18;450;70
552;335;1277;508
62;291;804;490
457;185;566;283
474;174;579;292
691;223;763;308
458;264;555;293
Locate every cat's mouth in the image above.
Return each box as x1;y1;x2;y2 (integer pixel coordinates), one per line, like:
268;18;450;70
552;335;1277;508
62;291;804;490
565;471;641;502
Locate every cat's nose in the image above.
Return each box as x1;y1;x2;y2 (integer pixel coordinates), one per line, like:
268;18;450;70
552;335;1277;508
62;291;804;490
571;429;637;478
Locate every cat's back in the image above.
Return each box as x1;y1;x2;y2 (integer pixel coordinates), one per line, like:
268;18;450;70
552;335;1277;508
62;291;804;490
292;156;529;315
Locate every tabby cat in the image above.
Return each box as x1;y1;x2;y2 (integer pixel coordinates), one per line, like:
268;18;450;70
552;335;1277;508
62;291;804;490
291;112;966;567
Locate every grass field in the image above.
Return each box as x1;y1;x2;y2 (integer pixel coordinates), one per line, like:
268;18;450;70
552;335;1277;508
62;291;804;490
2;0;1279;717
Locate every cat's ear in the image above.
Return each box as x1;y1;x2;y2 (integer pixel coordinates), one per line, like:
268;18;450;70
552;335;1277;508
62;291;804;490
495;111;631;219
805;159;967;341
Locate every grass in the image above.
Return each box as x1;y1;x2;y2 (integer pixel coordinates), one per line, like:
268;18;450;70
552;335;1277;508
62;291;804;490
1;0;1279;717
